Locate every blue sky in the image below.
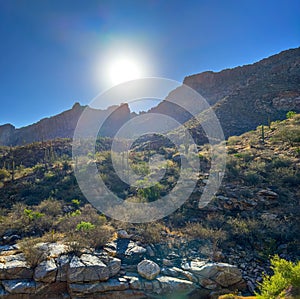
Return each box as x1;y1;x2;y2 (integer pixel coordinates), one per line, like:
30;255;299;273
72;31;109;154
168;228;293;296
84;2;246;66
0;0;299;128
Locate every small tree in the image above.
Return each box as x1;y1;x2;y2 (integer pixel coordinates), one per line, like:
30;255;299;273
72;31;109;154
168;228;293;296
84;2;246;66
286;111;296;119
256;255;300;299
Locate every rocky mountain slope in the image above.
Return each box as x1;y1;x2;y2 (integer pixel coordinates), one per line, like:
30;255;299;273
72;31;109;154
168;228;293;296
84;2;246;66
183;47;300;138
0;114;299;297
0;103;132;146
1;47;299;146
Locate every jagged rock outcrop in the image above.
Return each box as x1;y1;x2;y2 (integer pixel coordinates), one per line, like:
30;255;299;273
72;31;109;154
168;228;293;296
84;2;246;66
0;103;132;146
0;242;246;299
183;47;300;139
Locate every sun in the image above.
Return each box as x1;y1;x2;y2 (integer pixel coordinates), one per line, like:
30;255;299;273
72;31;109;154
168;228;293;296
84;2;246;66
108;56;143;86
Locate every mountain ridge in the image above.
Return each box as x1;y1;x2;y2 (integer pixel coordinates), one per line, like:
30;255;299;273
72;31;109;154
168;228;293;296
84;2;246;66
1;47;299;146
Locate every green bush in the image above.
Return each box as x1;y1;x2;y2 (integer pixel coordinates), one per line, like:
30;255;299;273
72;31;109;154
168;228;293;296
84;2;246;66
256;255;300;299
0;168;10;180
286;111;296;119
243;170;262;185
76;221;95;231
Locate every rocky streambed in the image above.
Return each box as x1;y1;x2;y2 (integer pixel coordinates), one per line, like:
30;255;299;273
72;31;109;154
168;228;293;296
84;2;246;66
0;237;247;299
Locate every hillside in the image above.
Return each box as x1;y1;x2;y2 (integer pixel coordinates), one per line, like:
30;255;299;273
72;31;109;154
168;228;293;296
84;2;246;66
154;47;300;139
0;47;299;146
0;114;299;297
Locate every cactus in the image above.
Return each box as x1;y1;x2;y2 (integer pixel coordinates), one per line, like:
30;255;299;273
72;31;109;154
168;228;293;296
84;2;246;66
261;125;265;143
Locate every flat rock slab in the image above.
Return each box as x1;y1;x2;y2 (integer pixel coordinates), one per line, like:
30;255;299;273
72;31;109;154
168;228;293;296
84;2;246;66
2;279;44;294
34;258;57;283
182;261;243;287
156;276;196;295
69;278;129;295
67;254;110;283
0;253;33;280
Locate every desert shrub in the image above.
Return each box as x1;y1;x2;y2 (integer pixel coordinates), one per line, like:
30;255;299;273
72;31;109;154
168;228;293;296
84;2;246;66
36;198;63;217
227;136;240;145
226;157;240;178
249;160;266;175
274;127;300;145
182;222;227;245
136;222;165;244
0;168;10;180
269;167;300;186
227;216;258;238
286;111;296;119
67;224;114;254
76;221;95;231
269;157;292;169
243;170;262;185
41;230;64;243
57;204;106;232
233;151;253;163
256;255;300;299
18;237;46;267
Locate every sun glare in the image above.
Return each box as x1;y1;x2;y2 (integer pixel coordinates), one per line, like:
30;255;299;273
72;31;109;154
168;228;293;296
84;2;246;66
107;56;144;86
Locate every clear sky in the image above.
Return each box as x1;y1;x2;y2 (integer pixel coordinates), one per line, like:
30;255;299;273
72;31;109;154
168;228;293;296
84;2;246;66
0;0;299;128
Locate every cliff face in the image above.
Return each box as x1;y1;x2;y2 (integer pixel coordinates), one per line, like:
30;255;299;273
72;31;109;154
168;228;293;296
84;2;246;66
182;47;300;138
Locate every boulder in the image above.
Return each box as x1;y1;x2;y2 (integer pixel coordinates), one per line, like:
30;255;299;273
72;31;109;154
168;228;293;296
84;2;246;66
108;257;121;277
107;239;146;264
182;261;243;288
56;254;70;282
69;278;129;294
117;230;132;239
137;260;160;280
257;189;279;202
67;254;110;283
0;253;33;279
2;279;44;294
36;242;68;258
156;276;196;295
34;258;57;283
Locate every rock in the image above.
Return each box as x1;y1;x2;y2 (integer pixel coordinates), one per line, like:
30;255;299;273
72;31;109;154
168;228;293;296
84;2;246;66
75;290;146;299
182;261;243;288
37;242;68;258
0;245;18;253
56;255;70;282
69;278;129;294
67;254;110;283
117;230;132;239
2;279;44;294
171;267;198;283
198;277;217;290
0;253;33;279
257;189;279;200
162;258;173;266
34;258;57;283
108;258;121;277
2;234;21;244
125;273;143;290
261;212;277;220
214;268;243;287
247;280;256;293
156;276;196;295
114;239;146;264
137;260;160;280
146;245;155;257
